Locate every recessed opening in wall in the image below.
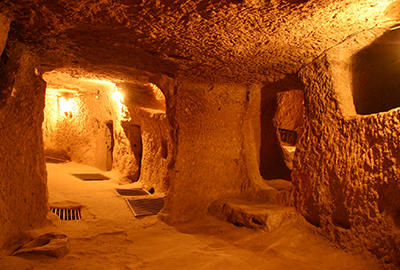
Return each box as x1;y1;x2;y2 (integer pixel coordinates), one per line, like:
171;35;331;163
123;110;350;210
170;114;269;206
115;82;166;112
41;68;169;197
260;75;305;180
160;139;168;159
105;121;114;171
273;90;305;177
121;123;143;182
42;70;126;172
352;28;400;115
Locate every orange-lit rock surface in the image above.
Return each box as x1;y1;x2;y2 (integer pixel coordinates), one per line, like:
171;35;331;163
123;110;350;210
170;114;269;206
0;34;48;256
1;0;400;268
293;27;400;265
1;0;398;83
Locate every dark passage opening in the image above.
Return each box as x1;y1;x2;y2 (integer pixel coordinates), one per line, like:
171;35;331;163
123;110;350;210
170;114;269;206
352;28;400;115
106;121;114;171
260;75;304;180
122;123;143;182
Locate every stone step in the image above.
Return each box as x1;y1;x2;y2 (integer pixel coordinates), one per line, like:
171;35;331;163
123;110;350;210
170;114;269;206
208;199;299;232
248;179;294;206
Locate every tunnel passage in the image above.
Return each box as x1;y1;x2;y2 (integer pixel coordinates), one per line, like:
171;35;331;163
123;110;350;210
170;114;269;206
259;75;305;180
105;121;114;171
121;123;143;182
273;90;304;173
42;71;123;171
41;68;170;190
352;28;400;115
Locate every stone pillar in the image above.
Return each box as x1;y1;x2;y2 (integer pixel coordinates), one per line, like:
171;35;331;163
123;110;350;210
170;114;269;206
0;37;48;254
161;78;258;222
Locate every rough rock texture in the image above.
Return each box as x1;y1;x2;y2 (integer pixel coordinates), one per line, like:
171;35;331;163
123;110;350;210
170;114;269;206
274;90;304;136
352;28;400;115
0;13;11;106
42;71;170;188
259;76;304;180
1;0;398;84
161;79;255;221
42;73;122;170
0;14;10;64
209;199;298;232
160;78;284;221
125;107;171;193
0;36;48;255
293;27;400;266
12;233;69;259
1;0;400;268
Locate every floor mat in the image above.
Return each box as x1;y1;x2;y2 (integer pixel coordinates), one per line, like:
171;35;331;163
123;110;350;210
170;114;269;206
125;197;165;217
115;188;149;196
71;173;110;181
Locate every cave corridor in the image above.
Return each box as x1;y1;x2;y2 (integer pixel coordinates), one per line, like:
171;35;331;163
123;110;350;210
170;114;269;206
1;0;400;269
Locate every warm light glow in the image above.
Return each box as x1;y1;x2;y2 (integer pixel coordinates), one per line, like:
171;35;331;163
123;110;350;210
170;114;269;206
113;87;131;121
113;90;123;103
59;96;76;117
91;79;116;86
147;83;166;102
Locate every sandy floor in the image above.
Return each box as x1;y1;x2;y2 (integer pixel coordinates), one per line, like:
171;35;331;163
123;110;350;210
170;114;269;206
1;162;383;270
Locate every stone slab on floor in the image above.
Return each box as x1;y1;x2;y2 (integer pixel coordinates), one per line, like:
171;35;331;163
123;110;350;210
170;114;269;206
12;233;70;259
209;199;299;232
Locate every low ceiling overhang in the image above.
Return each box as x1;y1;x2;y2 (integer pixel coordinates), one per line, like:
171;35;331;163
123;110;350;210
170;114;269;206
1;0;400;83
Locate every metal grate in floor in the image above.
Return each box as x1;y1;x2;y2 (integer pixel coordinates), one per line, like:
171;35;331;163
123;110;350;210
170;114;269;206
71;173;110;181
51;208;81;220
125;197;165;217
115;188;149;196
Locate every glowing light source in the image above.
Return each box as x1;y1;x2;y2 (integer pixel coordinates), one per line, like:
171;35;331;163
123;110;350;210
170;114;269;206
113;87;131;121
59;96;76;117
113;90;123;103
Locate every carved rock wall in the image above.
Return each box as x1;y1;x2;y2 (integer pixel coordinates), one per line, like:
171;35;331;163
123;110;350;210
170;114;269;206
160;79;265;222
43;85;115;168
126;107;171;193
0;37;48;255
293;27;400;265
259;76;305;179
42;82;141;176
274;90;304;136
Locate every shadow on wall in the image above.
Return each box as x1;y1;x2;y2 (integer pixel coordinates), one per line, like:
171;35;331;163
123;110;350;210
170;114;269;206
259;75;304;180
352;28;400;115
121;122;143;182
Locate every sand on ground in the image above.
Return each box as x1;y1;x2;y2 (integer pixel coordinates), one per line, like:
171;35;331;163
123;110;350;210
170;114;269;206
0;161;383;270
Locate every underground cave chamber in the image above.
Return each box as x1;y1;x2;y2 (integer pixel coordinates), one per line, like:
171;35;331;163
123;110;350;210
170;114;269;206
1;1;400;268
41;69;170;191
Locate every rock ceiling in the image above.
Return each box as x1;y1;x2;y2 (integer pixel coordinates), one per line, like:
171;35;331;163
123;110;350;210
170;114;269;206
2;0;400;84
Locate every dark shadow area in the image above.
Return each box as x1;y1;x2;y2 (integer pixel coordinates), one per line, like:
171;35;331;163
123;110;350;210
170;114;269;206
259;74;304;180
105;121;114;171
0;38;20;107
121;123;143;182
378;182;400;229
352;28;400;115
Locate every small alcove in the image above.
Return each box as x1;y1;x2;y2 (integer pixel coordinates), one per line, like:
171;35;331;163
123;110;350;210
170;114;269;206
273;90;305;173
352;28;400;115
260;75;305;180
